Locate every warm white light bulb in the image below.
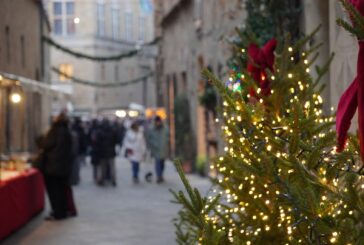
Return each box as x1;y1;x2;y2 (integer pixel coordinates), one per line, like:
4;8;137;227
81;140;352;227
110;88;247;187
115;110;127;118
10;93;21;103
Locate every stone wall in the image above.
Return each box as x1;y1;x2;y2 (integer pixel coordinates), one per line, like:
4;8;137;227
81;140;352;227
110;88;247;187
158;0;246;159
0;0;43;81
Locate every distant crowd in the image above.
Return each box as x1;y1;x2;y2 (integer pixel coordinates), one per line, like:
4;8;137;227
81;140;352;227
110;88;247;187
33;112;168;221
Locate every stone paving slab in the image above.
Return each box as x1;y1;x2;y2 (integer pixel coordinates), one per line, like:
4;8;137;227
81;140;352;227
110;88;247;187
2;158;210;245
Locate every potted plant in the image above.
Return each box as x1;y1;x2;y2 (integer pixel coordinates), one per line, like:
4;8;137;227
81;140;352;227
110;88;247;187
174;94;196;173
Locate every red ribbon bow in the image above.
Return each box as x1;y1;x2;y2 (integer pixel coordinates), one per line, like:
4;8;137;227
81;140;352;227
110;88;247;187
336;0;364;160
247;39;277;96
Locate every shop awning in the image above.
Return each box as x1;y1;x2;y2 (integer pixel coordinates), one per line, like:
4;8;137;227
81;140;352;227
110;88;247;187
0;71;68;97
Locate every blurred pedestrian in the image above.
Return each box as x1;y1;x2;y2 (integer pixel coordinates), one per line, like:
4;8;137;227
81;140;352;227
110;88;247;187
73;117;88;165
122;121;146;183
142;118;154;182
89;119;101;182
42;112;76;220
70;121;80;185
97;119;118;186
147;116;169;184
112;118;126;154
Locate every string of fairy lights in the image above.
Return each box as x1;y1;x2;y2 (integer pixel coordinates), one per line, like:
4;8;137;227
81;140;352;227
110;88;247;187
196;42;364;244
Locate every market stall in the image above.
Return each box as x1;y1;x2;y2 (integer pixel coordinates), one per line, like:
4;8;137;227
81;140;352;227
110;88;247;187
0;161;44;240
0;72;66;240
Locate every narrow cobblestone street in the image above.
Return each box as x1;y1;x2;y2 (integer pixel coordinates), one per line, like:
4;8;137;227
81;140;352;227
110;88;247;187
2;158;209;245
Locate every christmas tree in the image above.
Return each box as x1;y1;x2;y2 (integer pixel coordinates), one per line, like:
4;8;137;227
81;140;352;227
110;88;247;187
228;0;301;72
172;1;364;244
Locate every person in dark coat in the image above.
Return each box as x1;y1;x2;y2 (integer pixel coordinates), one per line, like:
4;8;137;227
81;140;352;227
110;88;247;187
112;119;125;154
97;119;118;186
89;119;101;182
42;112;75;220
70;117;87;185
73;117;87;163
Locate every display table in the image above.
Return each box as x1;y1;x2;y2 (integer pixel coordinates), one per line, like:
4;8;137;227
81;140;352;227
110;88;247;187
0;169;45;240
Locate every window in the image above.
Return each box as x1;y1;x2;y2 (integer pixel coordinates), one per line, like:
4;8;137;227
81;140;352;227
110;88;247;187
114;64;119;81
53;1;75;36
124;12;133;41
138;15;145;41
20;36;25;68
53;2;63;34
35;69;40;81
181;71;187;92
194;0;203;30
101;64;105;81
128;67;134;79
111;3;120;39
97;1;106;37
140;0;153;14
59;64;73;81
66;2;75;35
5;26;10;64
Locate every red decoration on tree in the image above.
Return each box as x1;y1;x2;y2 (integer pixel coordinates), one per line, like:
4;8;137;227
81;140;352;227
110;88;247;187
336;0;364;161
247;39;277;96
348;0;364;15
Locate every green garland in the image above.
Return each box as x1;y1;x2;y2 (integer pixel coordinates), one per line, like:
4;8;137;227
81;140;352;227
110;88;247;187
51;67;153;87
44;36;160;61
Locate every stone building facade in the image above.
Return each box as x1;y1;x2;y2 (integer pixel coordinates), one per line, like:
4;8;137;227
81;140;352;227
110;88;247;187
156;0;360;168
0;0;49;82
155;0;247;166
44;0;156;116
0;0;55;153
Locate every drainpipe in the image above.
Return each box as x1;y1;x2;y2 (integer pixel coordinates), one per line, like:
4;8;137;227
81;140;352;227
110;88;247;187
38;1;45;82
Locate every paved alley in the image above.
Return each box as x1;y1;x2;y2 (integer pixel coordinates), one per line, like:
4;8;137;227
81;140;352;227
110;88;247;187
2;158;209;245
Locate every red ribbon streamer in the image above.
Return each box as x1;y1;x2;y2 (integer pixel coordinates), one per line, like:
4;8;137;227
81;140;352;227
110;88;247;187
336;0;364;161
247;39;277;96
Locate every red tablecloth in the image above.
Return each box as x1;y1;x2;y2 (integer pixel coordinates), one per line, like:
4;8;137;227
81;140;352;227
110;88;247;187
0;169;45;240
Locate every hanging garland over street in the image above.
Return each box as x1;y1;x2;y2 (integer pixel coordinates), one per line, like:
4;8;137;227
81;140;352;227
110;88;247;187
51;67;153;87
43;36;160;61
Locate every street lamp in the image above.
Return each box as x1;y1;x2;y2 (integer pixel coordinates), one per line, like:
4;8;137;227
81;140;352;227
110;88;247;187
128;110;139;117
10;93;21;104
115;110;127;118
74;17;80;24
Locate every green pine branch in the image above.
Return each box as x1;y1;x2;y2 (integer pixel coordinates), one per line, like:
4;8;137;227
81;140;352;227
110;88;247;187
171;160;224;245
337;0;364;39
